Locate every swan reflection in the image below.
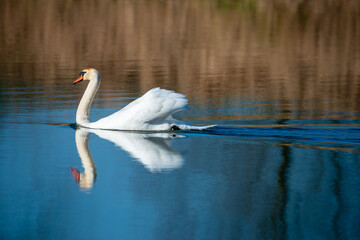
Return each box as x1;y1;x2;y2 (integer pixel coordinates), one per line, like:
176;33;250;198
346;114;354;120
71;129;97;189
72;127;184;189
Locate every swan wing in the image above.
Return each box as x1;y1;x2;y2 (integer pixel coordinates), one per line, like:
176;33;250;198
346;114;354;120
89;129;184;172
95;88;188;126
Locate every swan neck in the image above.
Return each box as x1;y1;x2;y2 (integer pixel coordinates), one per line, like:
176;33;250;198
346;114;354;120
75;129;97;189
76;75;101;125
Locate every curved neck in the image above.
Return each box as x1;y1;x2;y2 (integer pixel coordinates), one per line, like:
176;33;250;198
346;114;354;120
76;75;101;126
75;129;97;189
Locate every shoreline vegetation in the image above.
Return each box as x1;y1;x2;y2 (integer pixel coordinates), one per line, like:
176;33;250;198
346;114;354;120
0;0;359;120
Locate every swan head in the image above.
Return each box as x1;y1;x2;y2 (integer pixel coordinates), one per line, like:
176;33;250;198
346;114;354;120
73;68;100;84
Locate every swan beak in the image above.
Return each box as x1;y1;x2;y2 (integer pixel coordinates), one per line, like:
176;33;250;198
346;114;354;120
73;75;83;84
71;167;80;181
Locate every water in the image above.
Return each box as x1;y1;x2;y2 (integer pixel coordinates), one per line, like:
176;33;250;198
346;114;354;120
1;0;360;239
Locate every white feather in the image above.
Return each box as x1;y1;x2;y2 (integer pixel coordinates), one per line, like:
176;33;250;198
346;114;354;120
74;68;216;131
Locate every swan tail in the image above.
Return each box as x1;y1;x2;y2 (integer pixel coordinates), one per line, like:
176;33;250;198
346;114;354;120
177;124;217;131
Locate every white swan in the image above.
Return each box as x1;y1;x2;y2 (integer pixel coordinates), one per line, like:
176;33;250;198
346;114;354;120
89;128;184;172
71;128;97;190
73;68;215;131
71;128;185;189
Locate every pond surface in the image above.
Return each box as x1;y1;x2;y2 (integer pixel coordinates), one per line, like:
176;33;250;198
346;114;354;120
1;0;360;239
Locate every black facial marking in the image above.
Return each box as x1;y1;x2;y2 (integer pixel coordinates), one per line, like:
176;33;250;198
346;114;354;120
79;71;86;76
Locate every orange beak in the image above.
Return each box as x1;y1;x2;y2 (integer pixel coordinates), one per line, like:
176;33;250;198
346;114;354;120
73;75;83;84
71;167;80;182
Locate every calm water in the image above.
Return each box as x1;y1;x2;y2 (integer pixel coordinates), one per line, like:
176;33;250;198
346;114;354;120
1;0;360;239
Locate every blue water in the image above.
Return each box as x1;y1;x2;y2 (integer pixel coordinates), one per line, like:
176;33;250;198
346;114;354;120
1;81;360;240
1;0;360;239
1;100;360;239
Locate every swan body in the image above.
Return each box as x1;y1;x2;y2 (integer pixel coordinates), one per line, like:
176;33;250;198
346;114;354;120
72;128;184;189
88;128;184;172
73;68;215;131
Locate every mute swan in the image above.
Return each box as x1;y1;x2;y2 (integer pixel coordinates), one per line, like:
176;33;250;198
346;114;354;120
88;128;184;172
71;129;97;190
73;68;215;131
71;128;185;189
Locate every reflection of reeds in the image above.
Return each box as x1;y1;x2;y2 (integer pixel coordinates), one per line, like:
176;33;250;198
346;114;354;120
0;0;359;117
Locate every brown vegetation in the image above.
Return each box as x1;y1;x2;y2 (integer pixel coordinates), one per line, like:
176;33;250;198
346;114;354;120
0;0;359;118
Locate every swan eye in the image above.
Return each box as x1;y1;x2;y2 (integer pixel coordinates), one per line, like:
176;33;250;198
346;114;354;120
79;71;86;76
